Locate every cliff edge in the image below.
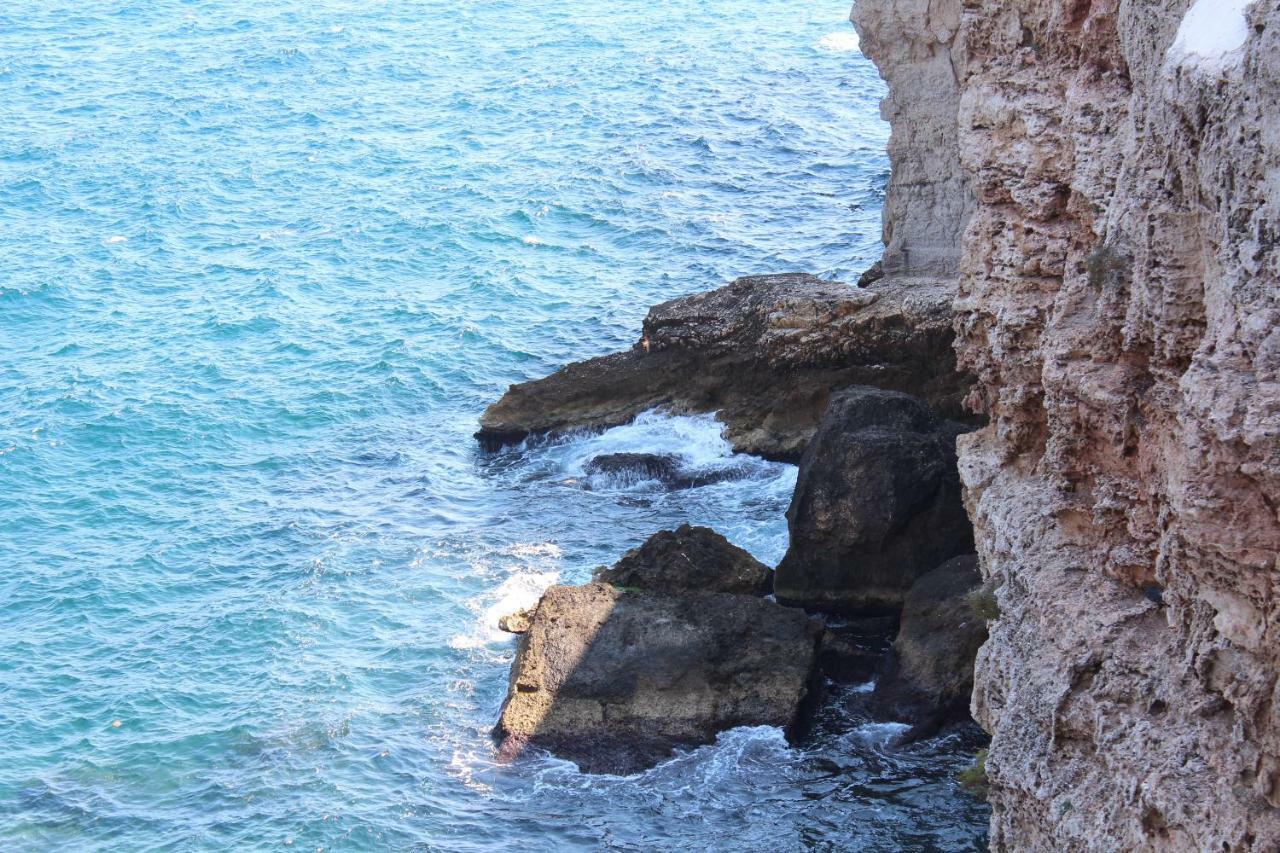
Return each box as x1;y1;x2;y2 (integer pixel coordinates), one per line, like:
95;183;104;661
855;0;1280;848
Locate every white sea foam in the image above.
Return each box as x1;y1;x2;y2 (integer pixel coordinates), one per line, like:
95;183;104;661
105;235;128;244
815;30;860;53
543;410;797;564
853;721;911;746
521;235;544;245
1167;0;1253;75
450;544;561;650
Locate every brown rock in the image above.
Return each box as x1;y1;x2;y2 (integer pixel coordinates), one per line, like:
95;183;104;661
476;272;971;461
857;0;1280;847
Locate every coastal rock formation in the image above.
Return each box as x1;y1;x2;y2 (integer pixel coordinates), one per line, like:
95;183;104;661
851;0;971;279
494;582;821;774
857;0;1280;847
477;272;969;461
774;386;973;612
593;524;772;596
871;555;987;737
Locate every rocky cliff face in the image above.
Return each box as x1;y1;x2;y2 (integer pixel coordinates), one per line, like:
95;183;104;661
852;0;972;278
855;0;1280;848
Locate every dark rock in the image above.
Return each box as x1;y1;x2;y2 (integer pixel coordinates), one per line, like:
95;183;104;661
774;386;975;612
856;259;885;287
495;582;822;774
582;452;753;491
871;555;988;737
593;524;771;596
818;633;885;684
583;452;681;483
477;273;973;461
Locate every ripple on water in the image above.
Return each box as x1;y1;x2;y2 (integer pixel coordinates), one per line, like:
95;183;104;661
0;0;987;849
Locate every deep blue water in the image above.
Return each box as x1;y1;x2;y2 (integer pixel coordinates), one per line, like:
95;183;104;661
0;1;988;850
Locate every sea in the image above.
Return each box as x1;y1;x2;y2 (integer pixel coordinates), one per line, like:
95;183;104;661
0;1;989;849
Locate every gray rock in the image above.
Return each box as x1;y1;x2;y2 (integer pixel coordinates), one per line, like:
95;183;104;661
593;524;772;595
774;386;974;612
495;582;822;774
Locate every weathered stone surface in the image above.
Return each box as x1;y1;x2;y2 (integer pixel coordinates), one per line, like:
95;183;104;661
594;524;771;596
871;555;986;737
477;273;971;461
495;583;821;774
857;0;1280;847
852;0;971;279
774;386;973;612
498;608;533;635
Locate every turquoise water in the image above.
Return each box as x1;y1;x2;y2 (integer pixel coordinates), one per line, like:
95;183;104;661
0;1;988;849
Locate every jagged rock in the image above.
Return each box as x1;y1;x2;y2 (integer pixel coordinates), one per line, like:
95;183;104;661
498;608;534;634
774;386;973;612
476;272;970;462
495;582;822;774
593;524;771;595
581;452;752;491
871;555;986;737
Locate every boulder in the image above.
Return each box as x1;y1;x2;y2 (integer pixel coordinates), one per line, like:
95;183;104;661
495;582;822;774
593;524;771;595
871;555;988;737
477;273;971;461
774;386;974;612
583;452;682;483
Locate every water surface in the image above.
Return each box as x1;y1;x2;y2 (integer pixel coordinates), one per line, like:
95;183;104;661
0;1;987;848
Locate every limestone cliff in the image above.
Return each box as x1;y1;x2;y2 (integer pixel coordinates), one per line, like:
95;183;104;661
855;0;1280;848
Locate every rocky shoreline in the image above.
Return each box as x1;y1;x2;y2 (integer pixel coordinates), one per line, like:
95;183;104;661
477;0;1280;846
478;272;990;774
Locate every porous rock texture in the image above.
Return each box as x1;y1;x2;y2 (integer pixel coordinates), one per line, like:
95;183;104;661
857;0;1280;847
593;524;772;596
477;272;969;461
774;386;973;612
494;582;821;774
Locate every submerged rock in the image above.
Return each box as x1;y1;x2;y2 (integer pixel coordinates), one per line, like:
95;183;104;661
871;555;987;738
593;524;772;595
477;273;970;461
495;582;822;774
582;452;752;491
583;452;682;483
774;386;973;612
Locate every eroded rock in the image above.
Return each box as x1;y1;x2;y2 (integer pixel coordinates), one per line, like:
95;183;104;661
495;582;821;774
774;386;973;612
477;273;970;461
855;0;1280;846
593;524;771;595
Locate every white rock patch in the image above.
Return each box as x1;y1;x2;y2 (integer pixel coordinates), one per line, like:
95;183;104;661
1167;0;1254;75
